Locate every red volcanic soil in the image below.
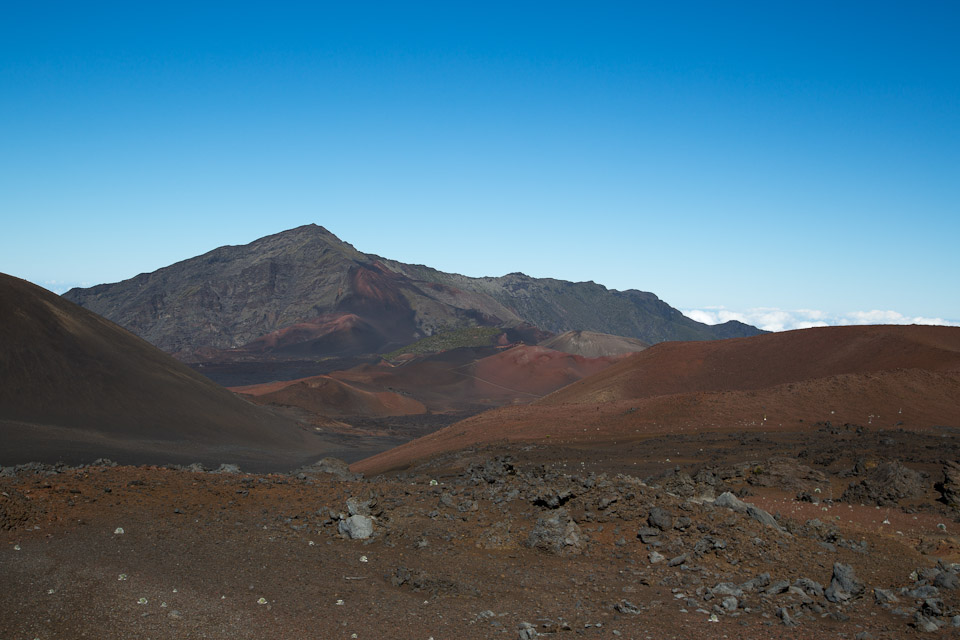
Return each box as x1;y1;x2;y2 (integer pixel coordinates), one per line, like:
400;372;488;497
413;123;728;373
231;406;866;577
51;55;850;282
233;345;623;419
0;274;331;471
470;345;623;399
353;325;960;475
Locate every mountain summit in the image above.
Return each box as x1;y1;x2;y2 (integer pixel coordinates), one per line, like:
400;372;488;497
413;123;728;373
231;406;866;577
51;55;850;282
63;224;761;360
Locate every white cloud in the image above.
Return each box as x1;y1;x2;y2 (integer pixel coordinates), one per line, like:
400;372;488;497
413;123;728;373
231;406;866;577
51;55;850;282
683;307;960;332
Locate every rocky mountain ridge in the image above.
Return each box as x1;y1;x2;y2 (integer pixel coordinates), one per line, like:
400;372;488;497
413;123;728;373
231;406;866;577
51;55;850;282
63;224;762;360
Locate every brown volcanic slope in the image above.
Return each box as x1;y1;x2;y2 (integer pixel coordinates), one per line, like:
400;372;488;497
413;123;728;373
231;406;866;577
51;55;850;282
354;325;960;474
539;329;649;357
0;274;332;471
234;344;623;417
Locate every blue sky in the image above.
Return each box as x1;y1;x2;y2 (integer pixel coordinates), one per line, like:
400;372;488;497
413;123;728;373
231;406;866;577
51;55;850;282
2;2;958;329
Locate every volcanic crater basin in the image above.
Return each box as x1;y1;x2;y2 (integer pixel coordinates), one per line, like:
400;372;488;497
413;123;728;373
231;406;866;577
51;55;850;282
3;423;960;640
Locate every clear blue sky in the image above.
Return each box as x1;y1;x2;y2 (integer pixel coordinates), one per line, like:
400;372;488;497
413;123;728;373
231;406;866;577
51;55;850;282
2;2;958;328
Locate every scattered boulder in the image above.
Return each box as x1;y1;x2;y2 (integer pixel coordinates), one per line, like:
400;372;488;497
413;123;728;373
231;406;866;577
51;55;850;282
713;492;783;531
841;461;925;507
339;514;374;540
347;495;379;517
517;621;538;639
292;458;361;482
874;587;899;605
776;607;797;627
614;600;644;615
468;456;516;484
934;570;959;590
527;508;583;555
532;487;574;509
793;578;823;598
214;463;240;474
938;461;960;510
647;507;674;531
825;563;864;603
744;457;828;493
913;612;942;633
637;527;661;544
741;573;771;592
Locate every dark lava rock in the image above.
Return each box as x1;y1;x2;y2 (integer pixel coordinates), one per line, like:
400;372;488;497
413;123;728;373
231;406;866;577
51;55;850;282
825;563;864;603
532;487;574;509
637;527;661;544
874;587;899;605
713;491;783;531
934;570;959;590
527;508;583;555
938;461;960;510
647;507;674;531
840;460;925;507
292;458;361;482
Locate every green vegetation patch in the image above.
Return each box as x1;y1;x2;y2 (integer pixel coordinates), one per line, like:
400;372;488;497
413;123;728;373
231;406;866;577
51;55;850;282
383;326;502;360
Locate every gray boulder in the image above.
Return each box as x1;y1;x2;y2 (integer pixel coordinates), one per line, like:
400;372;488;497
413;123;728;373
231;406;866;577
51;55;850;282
339;514;374;540
713;492;783;531
647;507;674;530
527;508;583;555
825;563;864;603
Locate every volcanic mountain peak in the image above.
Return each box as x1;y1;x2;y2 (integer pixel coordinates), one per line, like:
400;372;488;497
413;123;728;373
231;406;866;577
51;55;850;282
63;225;763;365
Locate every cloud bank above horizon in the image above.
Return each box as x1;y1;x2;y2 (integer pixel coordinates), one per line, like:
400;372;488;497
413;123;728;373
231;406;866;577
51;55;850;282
683;307;960;332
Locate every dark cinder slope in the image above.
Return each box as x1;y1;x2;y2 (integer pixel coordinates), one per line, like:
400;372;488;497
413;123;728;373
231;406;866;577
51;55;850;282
0;274;329;470
63;225;762;362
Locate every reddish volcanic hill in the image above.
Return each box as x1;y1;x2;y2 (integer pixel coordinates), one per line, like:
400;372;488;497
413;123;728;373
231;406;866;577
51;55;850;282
235;375;426;418
354;325;960;474
543;324;960;405
0;274;331;470
234;344;623;417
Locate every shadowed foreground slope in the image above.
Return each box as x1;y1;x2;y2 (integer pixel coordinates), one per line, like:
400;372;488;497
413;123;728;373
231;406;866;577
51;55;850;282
0;274;331;470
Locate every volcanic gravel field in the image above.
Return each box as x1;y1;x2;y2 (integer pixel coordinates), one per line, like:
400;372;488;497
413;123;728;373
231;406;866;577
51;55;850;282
4;421;960;640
